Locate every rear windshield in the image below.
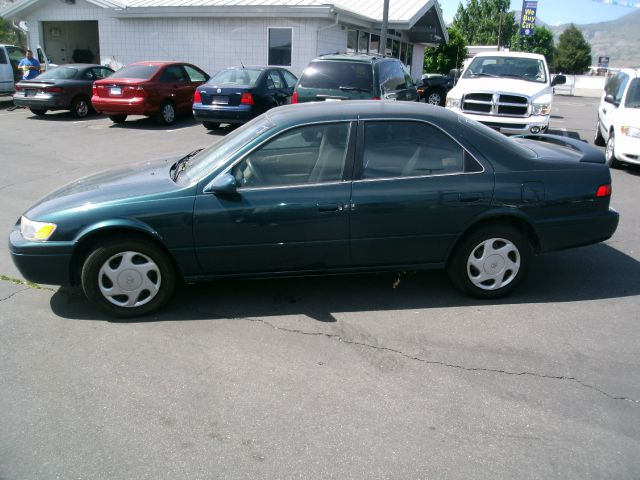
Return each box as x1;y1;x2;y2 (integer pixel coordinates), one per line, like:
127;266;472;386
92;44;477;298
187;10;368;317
458;115;536;158
109;65;159;80
208;68;262;87
298;60;373;91
37;67;78;80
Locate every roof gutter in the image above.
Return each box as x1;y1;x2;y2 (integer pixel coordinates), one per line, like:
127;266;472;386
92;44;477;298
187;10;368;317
111;5;334;19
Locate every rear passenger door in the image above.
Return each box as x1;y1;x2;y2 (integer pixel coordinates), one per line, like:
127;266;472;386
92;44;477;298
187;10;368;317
159;65;191;112
266;69;289;107
349;120;494;267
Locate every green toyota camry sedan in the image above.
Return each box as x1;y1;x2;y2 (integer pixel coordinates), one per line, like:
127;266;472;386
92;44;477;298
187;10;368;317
9;101;619;317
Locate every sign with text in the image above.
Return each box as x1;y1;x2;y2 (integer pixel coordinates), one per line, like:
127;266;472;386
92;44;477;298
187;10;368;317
520;1;538;36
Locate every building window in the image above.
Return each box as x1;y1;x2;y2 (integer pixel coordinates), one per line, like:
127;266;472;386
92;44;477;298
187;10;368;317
370;34;380;55
347;29;357;53
406;43;413;67
268;28;292;66
400;42;408;64
358;31;369;53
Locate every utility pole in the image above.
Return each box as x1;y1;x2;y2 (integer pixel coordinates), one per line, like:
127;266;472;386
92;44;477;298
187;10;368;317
380;0;389;55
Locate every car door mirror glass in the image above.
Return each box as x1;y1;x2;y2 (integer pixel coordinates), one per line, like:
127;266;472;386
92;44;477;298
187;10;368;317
551;74;566;86
604;93;618;105
204;173;238;195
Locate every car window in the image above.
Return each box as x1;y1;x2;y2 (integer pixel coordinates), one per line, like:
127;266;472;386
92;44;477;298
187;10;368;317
6;46;24;67
614;73;629;103
0;49;6;65
208;68;262;87
625;78;640;108
110;65;159;80
362;121;465;179
184;65;207;82
267;70;284;89
160;65;188;83
280;69;298;88
94;67;113;79
298;61;373;91
81;69;95;80
232;123;351;188
377;60;407;92
463;56;547;83
402;64;415;88
37;66;78;80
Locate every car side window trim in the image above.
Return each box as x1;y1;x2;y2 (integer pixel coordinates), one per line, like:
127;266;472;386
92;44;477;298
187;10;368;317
352;118;485;182
205;119;358;193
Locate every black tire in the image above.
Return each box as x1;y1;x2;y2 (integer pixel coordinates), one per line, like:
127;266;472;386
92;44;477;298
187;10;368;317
81;238;176;318
29;107;47;116
605;131;620;168
447;224;532;299
594;118;606;146
157;100;176;125
109;114;127;124
424;88;445;106
71;96;91;118
203;122;220;130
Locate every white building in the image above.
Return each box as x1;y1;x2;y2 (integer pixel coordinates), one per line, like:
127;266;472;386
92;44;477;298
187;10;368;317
0;0;448;79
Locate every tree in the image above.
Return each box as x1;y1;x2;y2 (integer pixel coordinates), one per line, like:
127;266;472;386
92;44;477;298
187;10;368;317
553;24;592;74
510;25;556;67
0;18;26;47
424;27;468;74
452;0;516;47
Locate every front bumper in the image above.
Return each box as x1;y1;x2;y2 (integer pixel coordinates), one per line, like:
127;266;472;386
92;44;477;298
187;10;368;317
614;133;640;165
9;228;75;286
192;104;255;124
447;107;549;135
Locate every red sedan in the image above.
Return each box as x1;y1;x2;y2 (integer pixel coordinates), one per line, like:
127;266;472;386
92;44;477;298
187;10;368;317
92;61;209;125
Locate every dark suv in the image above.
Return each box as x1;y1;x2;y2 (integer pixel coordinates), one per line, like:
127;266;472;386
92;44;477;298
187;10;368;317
293;53;419;103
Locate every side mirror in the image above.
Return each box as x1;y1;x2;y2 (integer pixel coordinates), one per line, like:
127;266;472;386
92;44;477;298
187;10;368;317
551;74;566;86
604;94;618;105
203;173;238;196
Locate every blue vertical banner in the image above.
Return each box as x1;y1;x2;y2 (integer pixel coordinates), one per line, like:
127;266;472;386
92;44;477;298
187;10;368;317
520;1;538;36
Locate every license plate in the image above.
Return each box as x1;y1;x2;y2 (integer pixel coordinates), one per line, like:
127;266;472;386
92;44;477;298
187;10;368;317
25;89;36;97
110;87;122;96
212;96;228;105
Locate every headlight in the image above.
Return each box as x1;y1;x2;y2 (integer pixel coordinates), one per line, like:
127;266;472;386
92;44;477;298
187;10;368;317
621;126;640;138
20;216;57;241
446;96;461;109
532;103;551;116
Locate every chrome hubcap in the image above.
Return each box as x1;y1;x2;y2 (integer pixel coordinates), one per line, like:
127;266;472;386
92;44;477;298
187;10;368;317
98;251;161;308
606;135;615;161
163;105;175;123
467;238;520;290
76;101;88;117
428;93;441;105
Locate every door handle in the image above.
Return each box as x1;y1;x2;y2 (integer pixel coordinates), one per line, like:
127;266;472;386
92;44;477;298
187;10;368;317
317;203;343;212
602;108;607;114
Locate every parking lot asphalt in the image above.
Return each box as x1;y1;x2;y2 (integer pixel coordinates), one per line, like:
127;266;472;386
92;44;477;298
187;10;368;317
0;96;639;480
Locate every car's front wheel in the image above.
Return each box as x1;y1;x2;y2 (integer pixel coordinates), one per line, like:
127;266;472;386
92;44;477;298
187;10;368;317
425;88;445;106
605;131;620;168
158;101;176;125
109;114;127;124
594;118;606;146
81;238;176;317
447;224;531;299
29;107;47;116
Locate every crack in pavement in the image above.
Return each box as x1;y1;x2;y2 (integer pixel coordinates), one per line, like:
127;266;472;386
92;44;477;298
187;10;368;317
186;306;639;406
0;286;30;302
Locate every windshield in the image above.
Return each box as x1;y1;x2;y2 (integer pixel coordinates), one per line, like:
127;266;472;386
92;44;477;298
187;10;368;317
209;68;262;87
36;66;78;80
109;65;159;80
463;56;547;83
298;61;373;91
176;116;276;185
6;46;24;66
625;78;640;108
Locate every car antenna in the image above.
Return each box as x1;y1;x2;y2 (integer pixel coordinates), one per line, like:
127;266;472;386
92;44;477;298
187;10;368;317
240;59;245;69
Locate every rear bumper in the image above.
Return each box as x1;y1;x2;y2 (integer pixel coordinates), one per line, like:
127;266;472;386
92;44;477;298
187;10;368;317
91;96;156;116
536;209;619;253
13;92;68;109
9;228;74;286
192;104;254;124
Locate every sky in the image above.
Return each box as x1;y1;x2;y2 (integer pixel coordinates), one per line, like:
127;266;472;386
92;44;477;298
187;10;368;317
438;0;635;25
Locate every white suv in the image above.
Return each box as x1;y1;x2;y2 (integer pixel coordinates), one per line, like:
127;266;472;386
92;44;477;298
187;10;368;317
595;68;640;168
445;51;565;135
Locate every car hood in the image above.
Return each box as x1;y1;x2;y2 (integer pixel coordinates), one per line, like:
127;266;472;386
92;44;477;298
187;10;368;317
451;77;552;99
25;156;184;220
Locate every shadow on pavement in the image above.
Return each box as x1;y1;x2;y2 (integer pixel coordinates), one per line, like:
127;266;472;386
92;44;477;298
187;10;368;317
106;115;199;130
50;243;640;323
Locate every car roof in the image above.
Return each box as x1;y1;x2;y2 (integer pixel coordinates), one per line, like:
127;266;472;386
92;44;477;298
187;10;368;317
313;53;387;63
619;68;640;77
52;63;108;68
127;61;187;67
474;51;545;60
266;100;460;125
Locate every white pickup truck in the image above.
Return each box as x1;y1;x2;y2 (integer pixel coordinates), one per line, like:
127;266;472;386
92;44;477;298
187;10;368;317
0;44;54;95
445;51;566;135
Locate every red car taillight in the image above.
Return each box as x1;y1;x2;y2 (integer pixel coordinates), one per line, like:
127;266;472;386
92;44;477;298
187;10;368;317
372;97;381;100
194;89;202;103
134;86;147;98
14;85;24;91
596;184;612;197
44;86;63;93
240;92;254;105
292;91;298;104
92;84;97;96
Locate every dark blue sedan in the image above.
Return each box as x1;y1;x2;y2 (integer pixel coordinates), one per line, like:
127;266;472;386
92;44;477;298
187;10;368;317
9;102;619;317
192;66;297;130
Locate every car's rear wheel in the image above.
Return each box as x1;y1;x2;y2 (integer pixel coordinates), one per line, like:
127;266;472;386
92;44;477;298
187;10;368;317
81;238;176;318
29;107;47;116
594;118;606;146
447;224;531;299
425;88;445;106
71;96;91;118
158;101;176;125
203;122;220;130
109;114;127;124
605;131;620;168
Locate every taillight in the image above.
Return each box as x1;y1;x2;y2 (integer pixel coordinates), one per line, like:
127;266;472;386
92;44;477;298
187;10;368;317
372;97;381;100
292;91;298;104
134;86;147;98
240;92;254;105
14;85;23;91
596;184;612;197
92;84;97;96
44;86;63;93
194;89;202;103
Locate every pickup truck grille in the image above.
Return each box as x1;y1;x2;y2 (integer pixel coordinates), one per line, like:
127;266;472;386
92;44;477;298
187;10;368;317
462;93;529;117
